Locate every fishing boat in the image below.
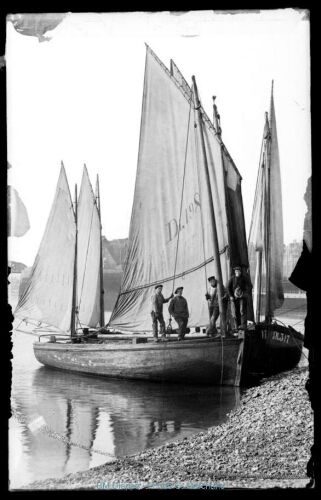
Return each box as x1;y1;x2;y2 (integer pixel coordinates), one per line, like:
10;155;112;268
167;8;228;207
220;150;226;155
16;47;301;387
14;163;105;335
16;154;245;386
14;45;254;386
245;82;304;383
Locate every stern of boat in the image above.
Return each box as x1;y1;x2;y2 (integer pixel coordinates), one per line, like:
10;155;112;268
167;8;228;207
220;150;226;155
241;322;304;385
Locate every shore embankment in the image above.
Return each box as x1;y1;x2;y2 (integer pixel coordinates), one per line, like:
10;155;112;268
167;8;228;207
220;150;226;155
17;366;313;491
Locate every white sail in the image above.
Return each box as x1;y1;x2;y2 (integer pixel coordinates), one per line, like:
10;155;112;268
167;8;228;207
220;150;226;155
109;46;249;332
248;115;268;320
266;85;284;315
170;58;251;286
248;83;284;319
14;164;76;331
76;166;101;328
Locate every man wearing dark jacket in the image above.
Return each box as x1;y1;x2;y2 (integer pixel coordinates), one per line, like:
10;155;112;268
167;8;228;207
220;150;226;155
168;287;189;340
227;266;251;330
151;285;174;342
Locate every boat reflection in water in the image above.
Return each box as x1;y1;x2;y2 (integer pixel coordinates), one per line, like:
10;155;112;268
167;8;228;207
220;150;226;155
11;366;241;488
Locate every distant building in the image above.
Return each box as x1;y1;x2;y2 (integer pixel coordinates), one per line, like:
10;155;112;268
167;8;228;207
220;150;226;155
102;238;118;270
101;237;128;311
102;237;128;271
17;266;32;298
8;261;27;273
249;239;305;294
283;240;303;279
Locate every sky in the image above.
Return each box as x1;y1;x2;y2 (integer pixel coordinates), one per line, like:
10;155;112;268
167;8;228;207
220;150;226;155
6;10;311;267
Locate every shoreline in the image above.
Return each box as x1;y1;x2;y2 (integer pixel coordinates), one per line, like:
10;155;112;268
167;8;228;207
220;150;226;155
14;365;314;491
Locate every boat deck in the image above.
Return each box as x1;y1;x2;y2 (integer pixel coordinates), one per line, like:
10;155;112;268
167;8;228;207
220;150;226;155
37;332;241;345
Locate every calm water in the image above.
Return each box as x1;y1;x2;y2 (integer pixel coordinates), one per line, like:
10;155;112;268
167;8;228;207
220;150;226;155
9;329;243;489
8;276;308;490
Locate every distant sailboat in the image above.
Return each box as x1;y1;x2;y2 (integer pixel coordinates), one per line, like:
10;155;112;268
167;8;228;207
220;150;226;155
245;82;304;380
14;162;104;335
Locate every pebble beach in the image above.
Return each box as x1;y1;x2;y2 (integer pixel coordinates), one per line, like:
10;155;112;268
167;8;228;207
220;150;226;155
15;365;314;491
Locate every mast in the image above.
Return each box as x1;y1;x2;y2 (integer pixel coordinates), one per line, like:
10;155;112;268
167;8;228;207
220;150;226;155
71;183;78;337
212;95;232;273
212;96;222;139
265;83;273;321
96;174;105;328
192;76;227;335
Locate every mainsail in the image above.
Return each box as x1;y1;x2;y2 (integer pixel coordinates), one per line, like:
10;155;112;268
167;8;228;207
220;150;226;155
109;45;250;333
248;82;284;320
14;163;76;331
172;59;249;274
76;165;101;328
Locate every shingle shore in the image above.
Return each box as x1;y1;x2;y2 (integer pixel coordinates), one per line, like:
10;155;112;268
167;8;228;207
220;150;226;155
16;366;313;490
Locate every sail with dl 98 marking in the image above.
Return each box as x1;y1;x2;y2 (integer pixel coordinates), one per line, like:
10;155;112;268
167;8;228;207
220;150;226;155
172;57;250;278
109;46;249;333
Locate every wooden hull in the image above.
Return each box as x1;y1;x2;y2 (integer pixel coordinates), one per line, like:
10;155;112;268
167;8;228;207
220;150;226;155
33;336;244;386
33;322;304;387
241;323;304;384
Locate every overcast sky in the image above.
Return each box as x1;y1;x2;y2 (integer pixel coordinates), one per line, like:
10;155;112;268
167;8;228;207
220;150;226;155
7;10;311;267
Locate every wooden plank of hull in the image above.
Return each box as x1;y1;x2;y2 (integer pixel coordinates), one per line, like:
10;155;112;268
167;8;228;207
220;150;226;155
242;323;304;382
33;338;243;386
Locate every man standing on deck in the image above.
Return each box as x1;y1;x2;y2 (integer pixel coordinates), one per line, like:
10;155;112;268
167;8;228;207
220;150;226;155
228;266;251;330
168;287;189;341
151;285;174;342
205;276;227;338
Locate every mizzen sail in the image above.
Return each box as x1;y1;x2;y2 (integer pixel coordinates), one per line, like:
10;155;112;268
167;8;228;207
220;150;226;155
14;163;76;331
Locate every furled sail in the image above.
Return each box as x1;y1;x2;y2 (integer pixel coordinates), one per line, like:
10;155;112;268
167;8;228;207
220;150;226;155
76;166;102;328
109;46;250;332
222;150;250;271
14;164;76;331
248;83;284;319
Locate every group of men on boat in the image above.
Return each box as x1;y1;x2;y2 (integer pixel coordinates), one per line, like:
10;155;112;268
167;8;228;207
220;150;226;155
150;266;252;342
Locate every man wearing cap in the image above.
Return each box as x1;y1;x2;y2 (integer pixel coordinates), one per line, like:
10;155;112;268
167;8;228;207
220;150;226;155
205;276;227;337
227;266;252;330
168;287;189;340
151;285;174;342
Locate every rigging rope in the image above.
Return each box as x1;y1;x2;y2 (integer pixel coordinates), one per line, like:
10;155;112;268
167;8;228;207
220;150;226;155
171;98;193;296
274;303;307;316
193;92;225;382
247;128;266;244
193;99;208;290
273;318;308;358
193;100;215;340
219;336;224;385
77;200;95;316
256;301;306;323
166;89;193;342
11;408;115;458
13;406;298;481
